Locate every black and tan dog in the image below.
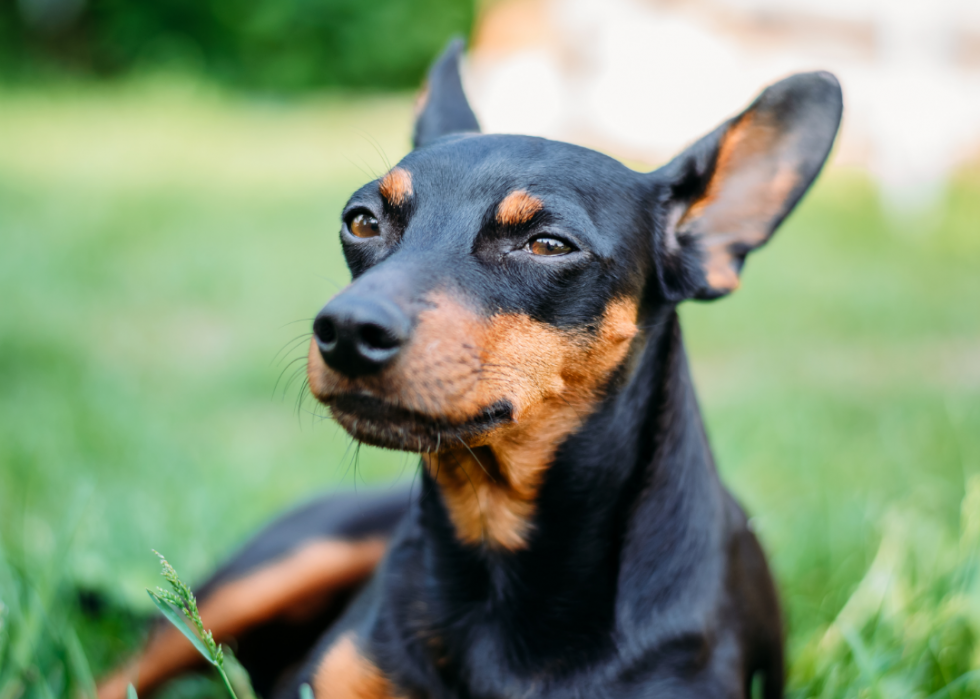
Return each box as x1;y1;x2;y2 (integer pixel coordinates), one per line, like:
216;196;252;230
100;40;842;699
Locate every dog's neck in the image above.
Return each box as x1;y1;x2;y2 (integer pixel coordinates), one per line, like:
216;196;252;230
412;308;725;667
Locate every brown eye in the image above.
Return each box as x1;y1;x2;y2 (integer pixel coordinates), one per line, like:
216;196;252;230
349;213;380;239
527;236;573;256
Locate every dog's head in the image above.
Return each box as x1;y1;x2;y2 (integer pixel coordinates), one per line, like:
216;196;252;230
307;40;841;547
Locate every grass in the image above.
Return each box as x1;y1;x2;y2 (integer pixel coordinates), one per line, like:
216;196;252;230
0;77;978;698
148;552;241;699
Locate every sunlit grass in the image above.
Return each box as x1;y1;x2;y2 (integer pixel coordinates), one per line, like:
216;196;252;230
790;478;980;698
0;79;978;697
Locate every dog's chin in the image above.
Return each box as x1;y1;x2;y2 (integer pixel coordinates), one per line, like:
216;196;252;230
322;394;513;452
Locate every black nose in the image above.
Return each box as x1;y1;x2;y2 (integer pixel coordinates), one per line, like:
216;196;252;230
313;296;410;378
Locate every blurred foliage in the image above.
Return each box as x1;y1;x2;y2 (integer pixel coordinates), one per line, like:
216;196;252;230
0;0;474;90
0;82;978;697
791;479;980;698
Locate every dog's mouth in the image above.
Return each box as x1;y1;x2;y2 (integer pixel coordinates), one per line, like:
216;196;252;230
325;394;513;452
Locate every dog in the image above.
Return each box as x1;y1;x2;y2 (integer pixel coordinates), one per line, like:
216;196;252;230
99;39;842;699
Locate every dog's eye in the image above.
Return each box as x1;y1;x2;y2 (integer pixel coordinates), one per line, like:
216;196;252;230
526;236;573;256
349;213;380;239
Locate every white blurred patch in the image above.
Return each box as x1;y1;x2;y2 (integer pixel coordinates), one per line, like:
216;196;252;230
472;51;567;137
467;0;980;214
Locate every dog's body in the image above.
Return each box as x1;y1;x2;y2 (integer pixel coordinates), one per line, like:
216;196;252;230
100;40;842;699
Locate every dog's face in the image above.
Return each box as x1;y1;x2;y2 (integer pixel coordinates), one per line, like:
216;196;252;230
308;133;647;453
307;42;841;546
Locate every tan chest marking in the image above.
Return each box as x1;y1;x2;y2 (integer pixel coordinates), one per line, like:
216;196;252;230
313;632;404;699
424;299;638;550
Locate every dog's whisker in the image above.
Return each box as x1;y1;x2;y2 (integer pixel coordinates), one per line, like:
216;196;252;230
447;448;488;545
272;332;314;366
278;364;310;403
355;129;393;175
457;437;494;483
276;317;316;331
293;377;311;422
273;356;311;399
341;152;381;185
299;406;331;423
313;275;346;292
335;432;359;484
353;441;365;490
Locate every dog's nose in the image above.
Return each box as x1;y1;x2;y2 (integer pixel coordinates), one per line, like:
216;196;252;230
313;296;410;378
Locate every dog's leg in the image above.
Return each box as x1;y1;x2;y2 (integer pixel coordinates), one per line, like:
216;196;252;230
97;488;410;699
725;500;784;699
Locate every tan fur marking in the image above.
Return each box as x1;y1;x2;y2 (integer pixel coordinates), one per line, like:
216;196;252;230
422;300;637;549
413;83;431;117
313;632;404;699
680;111;801;293
496;189;543;226
309;295;638;550
97;539;386;699
704;264;741;292
378;167;413;206
308;294;487;425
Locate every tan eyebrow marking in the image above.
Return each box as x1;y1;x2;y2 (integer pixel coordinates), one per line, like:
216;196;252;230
496;190;543;226
378;167;413;206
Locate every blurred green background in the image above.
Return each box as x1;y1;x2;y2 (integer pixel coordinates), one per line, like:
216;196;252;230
0;0;473;90
1;1;979;696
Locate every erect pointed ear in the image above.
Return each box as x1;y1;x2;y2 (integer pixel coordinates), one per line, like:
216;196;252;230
412;38;481;149
652;71;843;301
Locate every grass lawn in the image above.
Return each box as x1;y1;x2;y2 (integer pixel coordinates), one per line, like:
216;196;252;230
0;78;978;698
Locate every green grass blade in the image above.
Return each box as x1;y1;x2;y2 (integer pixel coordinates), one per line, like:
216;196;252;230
224;650;257;699
841;621;884;698
217;665;240;699
0;596;7;676
34;666;60;699
64;624;98;699
926;669;980;699
146;590;214;664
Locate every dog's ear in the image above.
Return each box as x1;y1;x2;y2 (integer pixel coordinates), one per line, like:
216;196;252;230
413;38;481;149
651;71;843;301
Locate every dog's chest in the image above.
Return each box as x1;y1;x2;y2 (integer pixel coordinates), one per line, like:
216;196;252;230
311;631;405;699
